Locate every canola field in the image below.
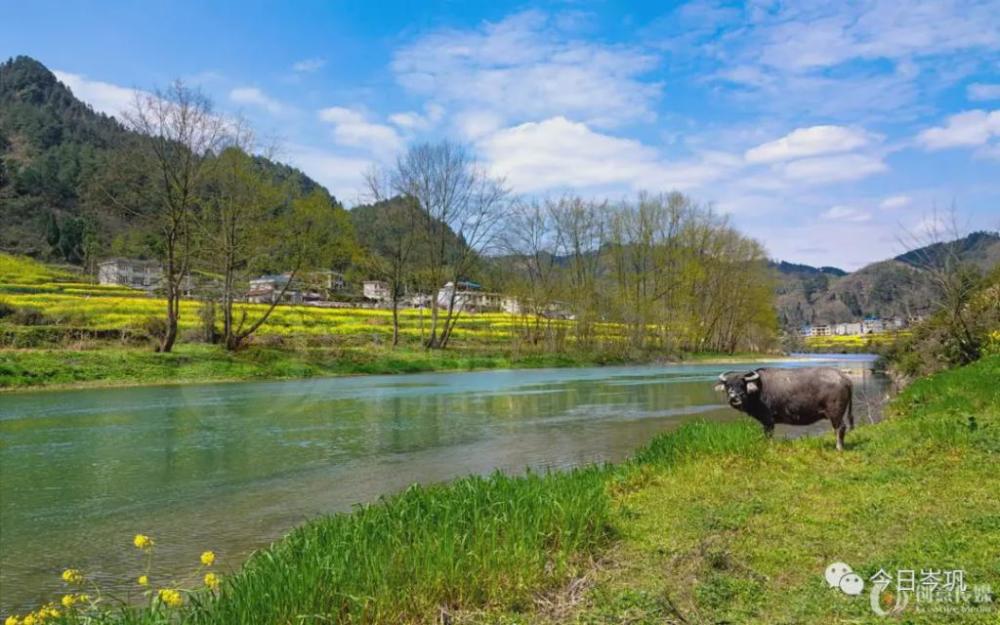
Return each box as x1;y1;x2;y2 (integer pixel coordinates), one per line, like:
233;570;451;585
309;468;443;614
0;254;580;345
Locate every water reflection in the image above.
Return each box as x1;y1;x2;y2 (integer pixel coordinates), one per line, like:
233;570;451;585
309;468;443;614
0;355;888;612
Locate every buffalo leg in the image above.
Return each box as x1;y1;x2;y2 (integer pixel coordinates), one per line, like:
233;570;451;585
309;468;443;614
836;423;846;451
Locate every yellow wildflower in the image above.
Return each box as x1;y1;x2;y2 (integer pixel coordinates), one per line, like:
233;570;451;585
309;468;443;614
157;588;183;608
200;550;215;566
61;594;76;608
137;574;149;586
5;615;20;625
60;568;83;584
203;572;220;591
133;534;154;550
20;616;34;625
37;605;60;619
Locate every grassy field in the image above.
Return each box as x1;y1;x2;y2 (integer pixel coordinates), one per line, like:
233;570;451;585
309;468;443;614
8;355;998;624
803;333;904;353
0;253;778;390
0;343;639;391
0;253;587;345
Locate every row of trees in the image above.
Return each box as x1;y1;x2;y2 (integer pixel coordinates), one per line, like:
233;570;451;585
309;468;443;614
361;144;776;354
105;82;352;352
95;82;777;355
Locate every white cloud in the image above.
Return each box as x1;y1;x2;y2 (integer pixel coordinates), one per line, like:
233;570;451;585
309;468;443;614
53;70;140;117
454;110;504;140
282;144;371;205
478;116;735;193
745;126;875;163
387;103;445;131
967;83;1000;101
229;87;288;115
778;154;888;184
879;194;912;209
658;1;1000;120
821;205;872;222
317;107;402;156
392;10;661;128
917;109;1000;149
292;58;326;73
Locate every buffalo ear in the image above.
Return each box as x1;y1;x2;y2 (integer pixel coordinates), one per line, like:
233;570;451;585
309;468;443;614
713;383;725;392
746;381;760;394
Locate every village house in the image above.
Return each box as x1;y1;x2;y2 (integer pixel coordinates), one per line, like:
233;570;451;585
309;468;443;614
247;274;303;305
362;280;391;305
437;281;504;313
97;258;163;290
833;322;863;336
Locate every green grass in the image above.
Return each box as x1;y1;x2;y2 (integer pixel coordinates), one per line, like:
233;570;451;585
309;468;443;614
0;343;646;391
12;357;997;624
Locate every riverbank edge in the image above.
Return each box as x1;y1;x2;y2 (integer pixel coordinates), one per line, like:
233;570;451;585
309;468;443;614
0;343;807;394
10;356;995;625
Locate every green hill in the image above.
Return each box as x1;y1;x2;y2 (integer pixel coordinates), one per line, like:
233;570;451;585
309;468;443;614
774;231;1000;328
0;55;341;263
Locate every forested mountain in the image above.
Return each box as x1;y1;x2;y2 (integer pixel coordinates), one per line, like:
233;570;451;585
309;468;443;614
0;55;339;263
775;231;1000;329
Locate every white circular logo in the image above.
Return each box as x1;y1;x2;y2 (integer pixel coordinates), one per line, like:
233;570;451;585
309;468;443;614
839;572;865;595
825;561;853;587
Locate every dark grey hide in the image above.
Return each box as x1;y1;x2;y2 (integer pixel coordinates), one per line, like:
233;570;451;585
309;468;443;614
714;367;854;451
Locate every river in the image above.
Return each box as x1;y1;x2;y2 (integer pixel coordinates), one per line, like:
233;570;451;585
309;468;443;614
0;354;887;612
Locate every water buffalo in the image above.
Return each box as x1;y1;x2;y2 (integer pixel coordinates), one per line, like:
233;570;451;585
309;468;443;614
714;367;854;451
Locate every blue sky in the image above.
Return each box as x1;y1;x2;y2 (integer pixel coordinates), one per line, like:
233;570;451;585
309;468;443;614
3;0;999;269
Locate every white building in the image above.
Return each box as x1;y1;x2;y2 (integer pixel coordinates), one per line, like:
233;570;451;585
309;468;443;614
362;280;391;304
97;258;163;290
833;322;863;336
247;274;302;304
437;281;503;313
501;296;521;315
862;318;885;334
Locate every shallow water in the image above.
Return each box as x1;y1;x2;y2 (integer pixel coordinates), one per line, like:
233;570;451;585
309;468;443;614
0;354;887;612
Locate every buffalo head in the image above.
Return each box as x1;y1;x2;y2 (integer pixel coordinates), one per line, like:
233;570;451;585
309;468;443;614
714;370;761;408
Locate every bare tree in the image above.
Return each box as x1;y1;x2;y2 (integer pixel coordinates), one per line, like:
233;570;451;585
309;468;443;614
500;199;562;346
383;142;509;349
898;208;984;364
123;81;224;352
363;167;426;346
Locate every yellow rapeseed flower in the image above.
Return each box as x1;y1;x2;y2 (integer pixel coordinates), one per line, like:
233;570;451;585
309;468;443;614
20;616;33;625
60;594;75;608
60;569;83;584
5;615;20;625
203;572;220;591
137;575;149;586
133;534;153;550
157;588;183;608
200;550;215;566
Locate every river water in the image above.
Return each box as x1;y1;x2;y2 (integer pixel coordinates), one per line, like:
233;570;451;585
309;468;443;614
0;354;887;612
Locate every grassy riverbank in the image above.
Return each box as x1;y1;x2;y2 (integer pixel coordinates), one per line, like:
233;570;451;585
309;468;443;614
8;355;998;624
0;343;779;392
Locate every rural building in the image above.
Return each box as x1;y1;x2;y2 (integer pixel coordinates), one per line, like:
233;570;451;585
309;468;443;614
437;281;503;313
833;322;863;336
362;280;391;304
501;296;521;315
97;258;163;290
247;274;303;305
862;318;885;334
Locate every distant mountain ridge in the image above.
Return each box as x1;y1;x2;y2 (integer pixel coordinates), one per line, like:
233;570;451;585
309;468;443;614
774;231;1000;329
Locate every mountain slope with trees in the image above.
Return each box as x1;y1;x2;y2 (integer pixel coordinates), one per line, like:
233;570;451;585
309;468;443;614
775;231;1000;329
0;55;341;267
